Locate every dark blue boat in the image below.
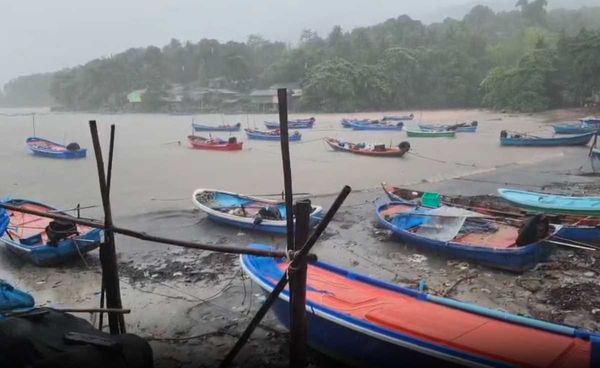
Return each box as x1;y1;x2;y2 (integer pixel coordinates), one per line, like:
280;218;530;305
26;137;86;159
341;118;370;128
553;122;598;134
192;122;241;132
242;245;597;367
245;129;302;141
0;199;103;266
349;121;404;131
375;202;553;272
500;131;594;146
0;281;35;316
264;117;315;129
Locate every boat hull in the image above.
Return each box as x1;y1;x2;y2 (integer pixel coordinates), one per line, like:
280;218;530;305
375;202;551;272
553;123;597;135
187;136;243;151
419;124;477;133
498;188;600;215
26;137;87;159
500;132;594;146
192;122;241;132
264;119;314;129
349;122;404;131
324;139;408;157
245;130;302;141
406;129;455;138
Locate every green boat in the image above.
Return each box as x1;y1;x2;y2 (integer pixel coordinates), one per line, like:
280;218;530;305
405;128;456;138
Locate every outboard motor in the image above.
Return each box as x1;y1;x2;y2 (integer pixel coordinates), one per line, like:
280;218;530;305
516;214;550;246
45;220;78;246
398;141;411;152
66;142;81;151
471;120;478;126
228;137;237;144
500;130;508;138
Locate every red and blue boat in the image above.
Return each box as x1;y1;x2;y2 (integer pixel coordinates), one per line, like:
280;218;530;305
26;137;87;159
264;117;315;130
245;129;302;141
0;199;102;266
242;245;598;367
192;122;241;132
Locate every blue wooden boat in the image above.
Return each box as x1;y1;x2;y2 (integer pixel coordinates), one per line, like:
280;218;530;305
499;131;594;146
553;122;598;134
581;116;600;125
376;202;553;272
341;118;370;128
382;114;414;121
26;137;86;159
264;117;315;129
0;209;8;238
0;199;102;266
498;188;600;216
245;129;302;141
0;280;35;315
349;121;404;131
242;244;598;367
192;122;241;132
419;121;478;132
192;189;322;234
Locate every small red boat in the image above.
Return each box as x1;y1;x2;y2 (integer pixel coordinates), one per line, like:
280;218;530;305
324;138;410;157
187;135;243;151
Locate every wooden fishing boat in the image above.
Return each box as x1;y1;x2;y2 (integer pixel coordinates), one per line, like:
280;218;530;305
242;245;598;367
264;117;315;129
0;280;34;314
324;138;410;157
245;129;302;141
376;202;555;272
498;188;600;216
499;131;594;146
348;121;404;131
192;189;322;234
552;122;598;134
187;135;243;151
192;122;241;132
405;129;455;138
26;137;86;159
0;199;102;266
581;116;600;125
341;118;370;128
419;121;478;133
382;185;600;245
382;114;414;121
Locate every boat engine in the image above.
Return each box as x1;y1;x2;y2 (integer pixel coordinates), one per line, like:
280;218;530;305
228;137;237;144
398;141;411;152
500;130;508;138
45;220;79;246
66;142;81;151
516;214;550;246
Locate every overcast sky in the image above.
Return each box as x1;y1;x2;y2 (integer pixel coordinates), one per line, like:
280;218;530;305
0;0;593;87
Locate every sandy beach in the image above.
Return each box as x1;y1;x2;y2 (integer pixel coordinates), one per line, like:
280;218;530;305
1;107;598;367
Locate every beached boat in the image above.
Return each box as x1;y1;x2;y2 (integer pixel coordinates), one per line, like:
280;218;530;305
405;129;455;138
241;245;597;367
341;118;370;128
498;188;600;216
26;137;87;159
187;135;243;151
419;121;478;133
0;199;103;266
499;131;594;146
581;116;600;125
348;121;404;131
383;185;600;245
245;129;302;141
591;148;600;172
553;122;598;135
324;138;410;157
192;189;322;234
376;202;554;272
192;122;241;132
264;117;315;130
0;280;35;314
382;114;414;121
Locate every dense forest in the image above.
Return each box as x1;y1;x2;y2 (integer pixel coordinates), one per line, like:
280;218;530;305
2;0;600;112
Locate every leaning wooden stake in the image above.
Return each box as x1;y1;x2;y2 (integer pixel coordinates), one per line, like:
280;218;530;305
289;199;311;368
219;185;352;368
278;88;295;251
89;120;125;334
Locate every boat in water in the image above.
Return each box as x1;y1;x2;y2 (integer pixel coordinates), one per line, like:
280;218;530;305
348;120;404;131
242;244;598;367
192;189;322;234
187;135;243;151
0;199;103;266
552;122;598;135
26;137;86;159
405;129;456;138
341;118;371;128
324;138;410;157
499;131;594;146
376;202;554;272
498;188;600;216
264;117;315;129
192;122;241;132
382;114;414;121
419;121;478;133
245;129;302;141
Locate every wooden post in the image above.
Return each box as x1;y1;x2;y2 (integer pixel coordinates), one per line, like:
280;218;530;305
278;88;294;252
89;120;125;334
219;186;351;368
289;199;311;368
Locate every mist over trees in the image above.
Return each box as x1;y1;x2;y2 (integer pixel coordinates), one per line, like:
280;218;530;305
2;1;600;112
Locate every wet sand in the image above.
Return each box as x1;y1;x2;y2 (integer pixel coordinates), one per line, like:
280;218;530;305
1;108;598;367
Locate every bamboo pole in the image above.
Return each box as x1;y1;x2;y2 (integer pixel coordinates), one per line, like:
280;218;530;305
219;185;352;368
278;88;294;252
89;120;125;334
